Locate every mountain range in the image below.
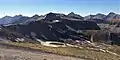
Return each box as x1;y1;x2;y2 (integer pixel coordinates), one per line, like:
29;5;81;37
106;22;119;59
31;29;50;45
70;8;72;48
0;12;100;43
0;12;120;25
0;12;120;45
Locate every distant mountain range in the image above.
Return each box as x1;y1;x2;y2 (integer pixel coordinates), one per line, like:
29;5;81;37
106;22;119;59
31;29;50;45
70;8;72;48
0;12;120;25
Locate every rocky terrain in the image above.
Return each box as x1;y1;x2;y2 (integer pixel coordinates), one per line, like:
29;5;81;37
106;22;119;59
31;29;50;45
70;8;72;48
0;12;100;44
0;12;120;25
0;12;119;45
0;12;119;60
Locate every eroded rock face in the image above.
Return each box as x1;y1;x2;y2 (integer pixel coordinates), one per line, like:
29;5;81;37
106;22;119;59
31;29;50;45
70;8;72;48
2;12;120;45
0;12;100;43
4;18;100;42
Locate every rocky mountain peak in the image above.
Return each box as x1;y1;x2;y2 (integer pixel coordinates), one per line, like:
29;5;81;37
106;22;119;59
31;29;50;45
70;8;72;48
68;12;75;15
68;12;82;19
96;13;106;16
32;14;40;18
108;12;116;15
105;12;120;21
2;16;11;19
93;13;106;19
44;12;62;20
15;14;23;17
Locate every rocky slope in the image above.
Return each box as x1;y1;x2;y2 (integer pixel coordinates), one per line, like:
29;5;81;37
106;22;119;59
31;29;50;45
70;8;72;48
0;12;119;45
0;12;100;44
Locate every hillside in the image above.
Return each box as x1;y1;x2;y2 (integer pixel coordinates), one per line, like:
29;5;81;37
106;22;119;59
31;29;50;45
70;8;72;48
0;12;120;45
0;12;119;60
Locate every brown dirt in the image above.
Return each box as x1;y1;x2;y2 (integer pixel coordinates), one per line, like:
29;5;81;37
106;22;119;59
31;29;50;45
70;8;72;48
0;43;84;60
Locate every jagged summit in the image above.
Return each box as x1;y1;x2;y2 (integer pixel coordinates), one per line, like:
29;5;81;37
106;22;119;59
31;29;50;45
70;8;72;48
0;12;119;25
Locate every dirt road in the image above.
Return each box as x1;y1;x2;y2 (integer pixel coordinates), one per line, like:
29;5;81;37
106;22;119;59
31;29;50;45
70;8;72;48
0;44;84;60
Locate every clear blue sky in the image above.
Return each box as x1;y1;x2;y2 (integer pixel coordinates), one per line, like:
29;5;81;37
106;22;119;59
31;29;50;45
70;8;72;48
0;0;119;17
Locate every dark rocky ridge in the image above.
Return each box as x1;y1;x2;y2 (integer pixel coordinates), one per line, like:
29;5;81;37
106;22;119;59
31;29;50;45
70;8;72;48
0;12;120;25
4;19;100;42
0;12;120;45
1;13;100;43
84;12;120;23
